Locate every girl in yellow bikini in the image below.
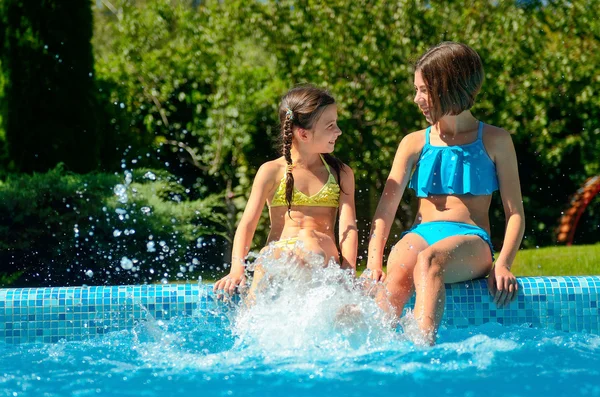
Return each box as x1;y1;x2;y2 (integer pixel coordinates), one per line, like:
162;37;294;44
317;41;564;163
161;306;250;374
213;85;358;298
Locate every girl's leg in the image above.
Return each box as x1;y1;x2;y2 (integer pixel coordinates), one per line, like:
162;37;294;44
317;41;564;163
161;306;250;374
412;235;493;343
246;234;333;303
381;233;429;317
296;229;340;265
245;264;265;304
245;245;279;304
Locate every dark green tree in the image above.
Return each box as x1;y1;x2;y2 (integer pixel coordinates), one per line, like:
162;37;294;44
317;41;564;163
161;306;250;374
0;0;100;173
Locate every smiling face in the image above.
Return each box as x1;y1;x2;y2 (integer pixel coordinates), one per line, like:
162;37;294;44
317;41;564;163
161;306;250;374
305;104;342;154
413;70;433;124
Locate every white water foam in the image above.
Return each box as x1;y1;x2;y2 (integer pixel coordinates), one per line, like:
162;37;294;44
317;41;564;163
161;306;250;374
228;242;398;358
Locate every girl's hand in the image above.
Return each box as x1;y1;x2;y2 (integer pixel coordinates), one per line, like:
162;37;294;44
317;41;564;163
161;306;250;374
213;273;246;299
487;263;518;307
362;265;386;282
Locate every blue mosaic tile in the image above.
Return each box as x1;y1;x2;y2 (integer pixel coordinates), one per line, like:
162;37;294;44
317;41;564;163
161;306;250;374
0;277;599;344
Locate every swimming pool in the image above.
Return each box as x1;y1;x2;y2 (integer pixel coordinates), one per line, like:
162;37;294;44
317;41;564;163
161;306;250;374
1;276;599;396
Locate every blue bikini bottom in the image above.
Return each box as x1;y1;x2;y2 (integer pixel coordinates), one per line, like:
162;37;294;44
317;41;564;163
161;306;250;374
401;221;494;259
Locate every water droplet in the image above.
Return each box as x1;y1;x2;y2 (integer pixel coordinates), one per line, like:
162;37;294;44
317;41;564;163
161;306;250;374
120;257;134;270
114;184;128;203
147;241;156;252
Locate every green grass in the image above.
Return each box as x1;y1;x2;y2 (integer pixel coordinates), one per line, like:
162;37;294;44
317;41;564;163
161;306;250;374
511;243;600;277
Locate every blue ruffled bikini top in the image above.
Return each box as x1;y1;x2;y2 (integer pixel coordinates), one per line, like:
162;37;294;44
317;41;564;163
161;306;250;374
409;122;499;197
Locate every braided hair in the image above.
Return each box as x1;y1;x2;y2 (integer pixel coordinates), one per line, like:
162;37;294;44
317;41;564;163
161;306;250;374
278;85;345;214
282;109;295;212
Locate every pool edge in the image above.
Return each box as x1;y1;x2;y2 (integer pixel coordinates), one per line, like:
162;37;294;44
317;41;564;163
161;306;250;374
0;276;599;344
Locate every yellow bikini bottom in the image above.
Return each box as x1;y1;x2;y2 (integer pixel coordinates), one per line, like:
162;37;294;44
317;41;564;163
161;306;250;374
272;237;298;249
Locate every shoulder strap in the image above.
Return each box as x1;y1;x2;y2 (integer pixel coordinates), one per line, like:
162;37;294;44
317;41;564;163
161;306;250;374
319;154;333;176
425;126;431;145
477;121;484;141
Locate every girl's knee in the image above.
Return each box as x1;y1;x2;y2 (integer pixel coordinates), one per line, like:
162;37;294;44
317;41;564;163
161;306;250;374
414;249;445;279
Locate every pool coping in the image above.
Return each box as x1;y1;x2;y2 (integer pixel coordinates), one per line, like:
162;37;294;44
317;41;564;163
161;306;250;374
0;276;599;344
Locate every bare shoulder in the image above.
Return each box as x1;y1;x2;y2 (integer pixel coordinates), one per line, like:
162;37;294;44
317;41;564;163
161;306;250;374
404;128;427;144
399;128;427;152
482;124;516;162
255;158;285;185
340;162;355;179
259;157;285;173
392;128;427;164
338;162;355;195
483;124;512;140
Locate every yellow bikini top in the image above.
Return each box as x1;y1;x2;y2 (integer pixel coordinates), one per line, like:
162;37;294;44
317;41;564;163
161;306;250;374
270;155;340;208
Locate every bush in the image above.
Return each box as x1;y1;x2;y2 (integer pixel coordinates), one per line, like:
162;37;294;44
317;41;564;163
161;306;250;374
0;165;228;287
93;0;600;251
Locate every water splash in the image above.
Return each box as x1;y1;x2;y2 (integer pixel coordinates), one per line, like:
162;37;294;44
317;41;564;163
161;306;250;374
228;243;397;358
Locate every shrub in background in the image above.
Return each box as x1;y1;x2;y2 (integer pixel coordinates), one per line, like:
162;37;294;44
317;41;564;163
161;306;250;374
0;165;228;287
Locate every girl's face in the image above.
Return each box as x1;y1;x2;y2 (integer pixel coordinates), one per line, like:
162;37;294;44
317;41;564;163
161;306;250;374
413;70;432;124
306;104;342;154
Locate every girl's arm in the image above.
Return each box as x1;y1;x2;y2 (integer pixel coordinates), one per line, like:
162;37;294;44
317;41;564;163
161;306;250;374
338;165;358;272
366;133;421;281
487;130;525;306
214;163;276;296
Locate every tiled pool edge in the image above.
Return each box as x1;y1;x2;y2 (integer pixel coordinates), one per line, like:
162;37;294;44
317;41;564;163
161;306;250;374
1;276;599;344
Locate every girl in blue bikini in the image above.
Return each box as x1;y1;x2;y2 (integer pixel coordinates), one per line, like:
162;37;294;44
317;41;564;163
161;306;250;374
366;42;525;343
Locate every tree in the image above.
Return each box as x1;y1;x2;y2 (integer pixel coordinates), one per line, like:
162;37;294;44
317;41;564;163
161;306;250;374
0;0;100;173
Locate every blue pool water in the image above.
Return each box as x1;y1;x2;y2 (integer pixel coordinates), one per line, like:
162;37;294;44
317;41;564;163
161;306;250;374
1;317;600;397
1;252;600;397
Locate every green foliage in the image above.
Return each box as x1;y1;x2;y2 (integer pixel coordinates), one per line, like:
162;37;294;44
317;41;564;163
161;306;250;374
0;30;8;172
0;165;228;287
0;0;101;173
1;1;598;287
93;0;285;243
90;0;600;253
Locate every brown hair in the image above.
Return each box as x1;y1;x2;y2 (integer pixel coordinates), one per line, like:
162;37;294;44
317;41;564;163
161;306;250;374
279;85;345;213
415;42;484;124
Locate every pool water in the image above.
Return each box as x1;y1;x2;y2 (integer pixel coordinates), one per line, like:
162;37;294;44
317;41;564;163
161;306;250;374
1;250;599;397
1;318;599;397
